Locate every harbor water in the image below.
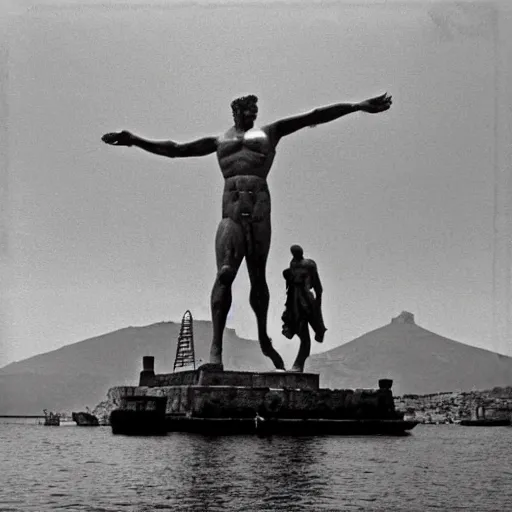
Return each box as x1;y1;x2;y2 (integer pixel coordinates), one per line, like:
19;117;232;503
1;419;511;511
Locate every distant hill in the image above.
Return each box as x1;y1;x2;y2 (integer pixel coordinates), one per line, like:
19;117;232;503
0;320;268;415
308;311;512;395
1;312;511;414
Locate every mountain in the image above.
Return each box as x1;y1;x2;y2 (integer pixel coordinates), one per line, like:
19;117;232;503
308;312;512;395
0;320;269;415
1;312;511;414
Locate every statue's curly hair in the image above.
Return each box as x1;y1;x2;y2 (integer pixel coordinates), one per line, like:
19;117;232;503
231;95;258;117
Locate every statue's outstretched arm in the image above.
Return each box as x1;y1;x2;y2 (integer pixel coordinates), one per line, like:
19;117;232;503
266;93;392;142
102;131;218;158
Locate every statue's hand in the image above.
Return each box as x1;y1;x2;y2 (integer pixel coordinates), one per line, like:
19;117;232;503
358;93;392;114
101;130;134;146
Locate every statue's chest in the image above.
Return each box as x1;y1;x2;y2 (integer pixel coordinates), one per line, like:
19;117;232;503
218;129;272;157
290;267;309;282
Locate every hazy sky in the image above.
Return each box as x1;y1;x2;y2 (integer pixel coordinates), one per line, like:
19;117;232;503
1;0;512;367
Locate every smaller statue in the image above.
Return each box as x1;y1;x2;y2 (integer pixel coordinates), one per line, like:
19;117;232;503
281;245;327;372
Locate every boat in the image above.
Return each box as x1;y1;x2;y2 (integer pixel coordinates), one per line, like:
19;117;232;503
174;414;418;436
460;406;511;427
72;408;100;426
110;396;167;436
460;418;511;427
59;416;77;427
43;409;60;426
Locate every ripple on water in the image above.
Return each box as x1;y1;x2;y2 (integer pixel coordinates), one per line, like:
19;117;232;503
1;424;512;511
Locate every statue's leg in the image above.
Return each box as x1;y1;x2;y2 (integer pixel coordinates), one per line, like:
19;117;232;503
310;299;327;343
291;322;311;373
246;220;285;370
210;218;245;367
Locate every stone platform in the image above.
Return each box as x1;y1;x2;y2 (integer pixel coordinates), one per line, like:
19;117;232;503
113;381;398;420
107;356;417;435
139;360;319;391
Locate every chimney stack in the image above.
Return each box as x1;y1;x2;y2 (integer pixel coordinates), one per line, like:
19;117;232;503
139;356;155;386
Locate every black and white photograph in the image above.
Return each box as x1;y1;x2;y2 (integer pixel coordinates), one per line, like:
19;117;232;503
1;0;511;510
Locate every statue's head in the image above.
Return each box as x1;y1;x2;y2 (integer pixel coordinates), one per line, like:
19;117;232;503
290;244;304;259
231;94;258;129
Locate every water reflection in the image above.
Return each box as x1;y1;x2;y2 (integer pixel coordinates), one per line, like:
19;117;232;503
2;425;511;511
167;434;332;511
250;436;331;509
172;435;241;510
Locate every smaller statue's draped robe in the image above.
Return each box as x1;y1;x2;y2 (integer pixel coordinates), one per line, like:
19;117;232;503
281;259;327;341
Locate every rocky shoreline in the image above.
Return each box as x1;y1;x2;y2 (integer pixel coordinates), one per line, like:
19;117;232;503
394;387;512;424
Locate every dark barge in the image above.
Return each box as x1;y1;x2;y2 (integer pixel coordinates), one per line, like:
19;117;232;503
72;411;100;426
460;418;511;427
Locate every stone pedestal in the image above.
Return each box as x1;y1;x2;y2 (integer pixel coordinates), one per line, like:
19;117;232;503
130;357;397;421
108;359;415;435
140;366;319;391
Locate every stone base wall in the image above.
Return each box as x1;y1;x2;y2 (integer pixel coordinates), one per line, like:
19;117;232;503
97;385;512;424
98;385;398;420
144;369;320;391
394;387;512;423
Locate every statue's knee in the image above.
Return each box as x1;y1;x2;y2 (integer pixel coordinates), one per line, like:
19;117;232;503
218;265;236;285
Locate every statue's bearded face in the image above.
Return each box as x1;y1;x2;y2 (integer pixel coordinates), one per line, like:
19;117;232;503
231;95;258;129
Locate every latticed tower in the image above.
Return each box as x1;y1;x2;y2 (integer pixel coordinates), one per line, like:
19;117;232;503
173;310;196;371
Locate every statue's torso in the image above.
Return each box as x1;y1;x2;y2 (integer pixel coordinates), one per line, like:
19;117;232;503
289;259;317;290
217;126;275;179
217;126;275;223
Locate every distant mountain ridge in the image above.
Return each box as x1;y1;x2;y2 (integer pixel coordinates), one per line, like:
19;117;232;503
1;312;511;414
0;320;269;415
308;311;512;394
0;321;268;377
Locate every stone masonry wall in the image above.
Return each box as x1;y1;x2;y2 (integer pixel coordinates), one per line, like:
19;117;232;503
96;385;397;420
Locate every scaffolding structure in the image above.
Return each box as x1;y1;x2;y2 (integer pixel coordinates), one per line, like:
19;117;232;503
173;310;196;371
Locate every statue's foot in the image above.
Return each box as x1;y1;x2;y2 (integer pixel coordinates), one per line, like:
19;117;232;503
266;351;286;371
290;365;304;373
208;348;223;369
199;362;224;372
315;327;327;343
282;328;294;340
261;338;286;370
